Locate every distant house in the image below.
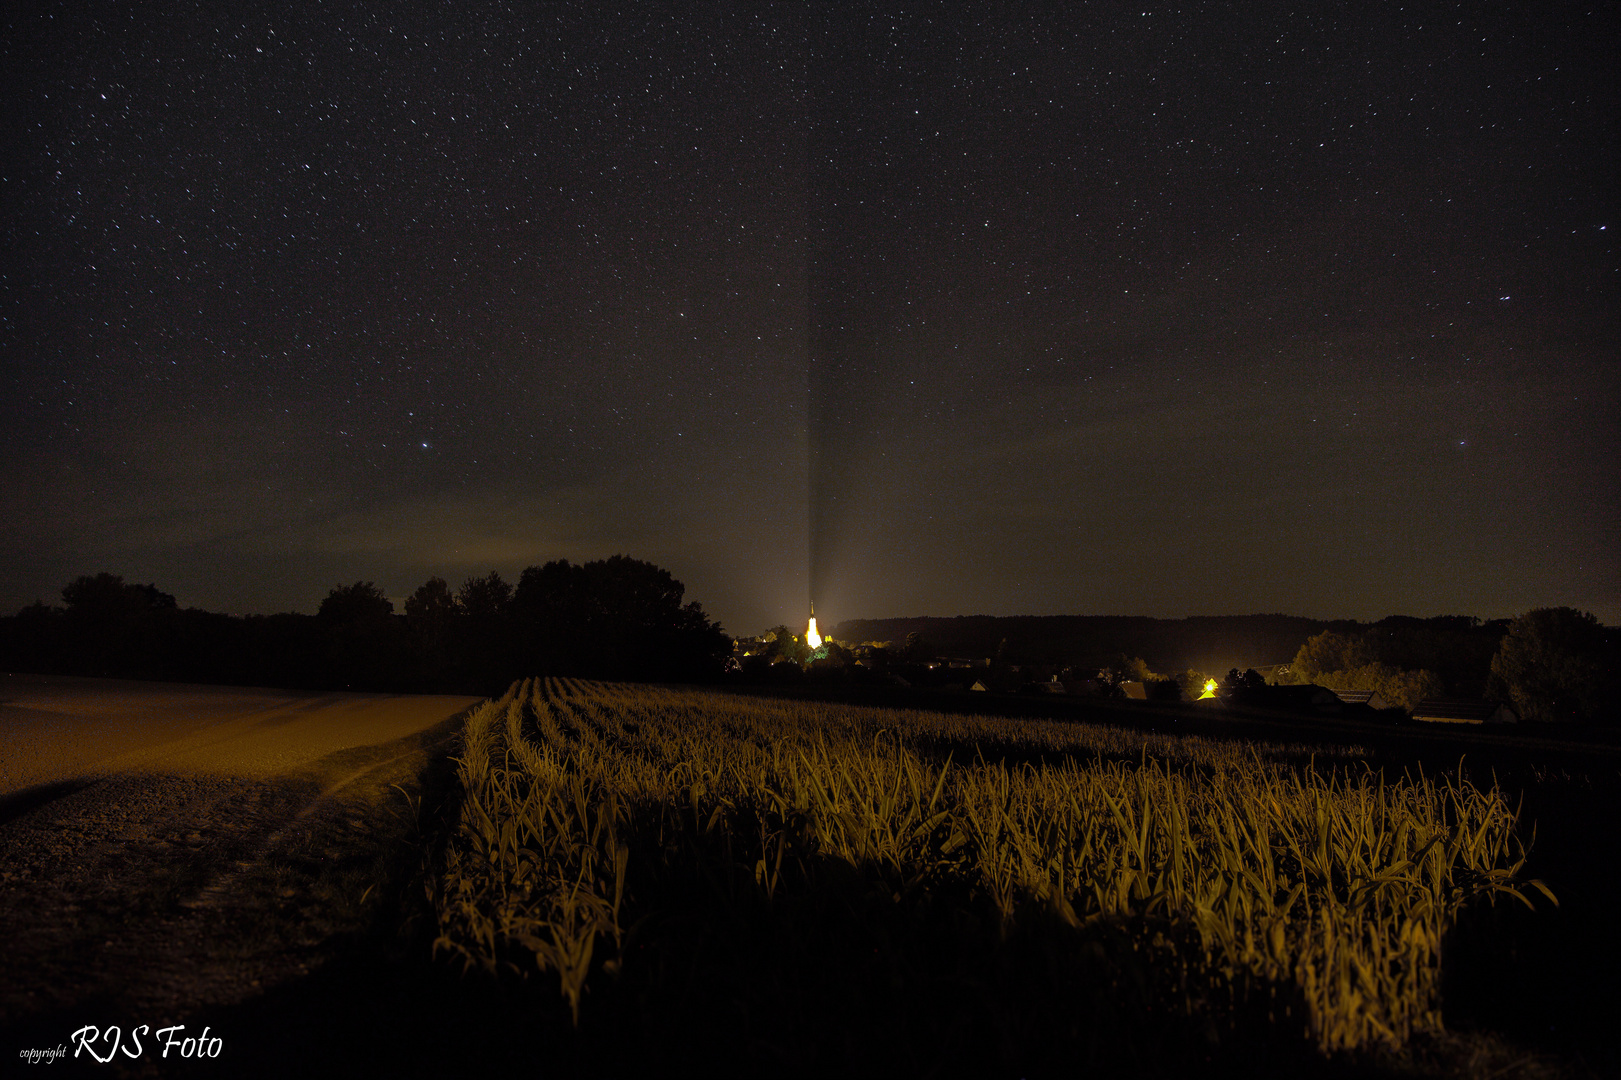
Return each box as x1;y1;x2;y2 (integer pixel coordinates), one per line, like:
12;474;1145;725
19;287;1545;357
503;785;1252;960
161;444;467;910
1411;700;1519;725
1121;681;1147;700
970;680;989;692
1330;688;1390;712
1044;676;1069;695
1255;684;1343;714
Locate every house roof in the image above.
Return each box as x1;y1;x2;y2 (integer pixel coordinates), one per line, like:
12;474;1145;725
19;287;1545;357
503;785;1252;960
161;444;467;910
1411;699;1518;724
1328;689;1391;709
1330;689;1377;704
1265;684;1340;705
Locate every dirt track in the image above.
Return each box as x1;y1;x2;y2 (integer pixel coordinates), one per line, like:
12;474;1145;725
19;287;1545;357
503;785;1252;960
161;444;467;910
0;674;480;1065
0;673;479;793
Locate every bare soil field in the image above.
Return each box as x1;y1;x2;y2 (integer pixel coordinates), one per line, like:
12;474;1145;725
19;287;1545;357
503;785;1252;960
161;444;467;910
0;673;479;793
0;674;480;1074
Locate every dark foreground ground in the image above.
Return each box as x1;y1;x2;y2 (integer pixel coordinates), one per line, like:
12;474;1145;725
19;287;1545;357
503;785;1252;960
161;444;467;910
2;679;1615;1078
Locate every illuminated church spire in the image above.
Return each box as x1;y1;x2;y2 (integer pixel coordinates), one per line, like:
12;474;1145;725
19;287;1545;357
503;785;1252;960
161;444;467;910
806;603;822;650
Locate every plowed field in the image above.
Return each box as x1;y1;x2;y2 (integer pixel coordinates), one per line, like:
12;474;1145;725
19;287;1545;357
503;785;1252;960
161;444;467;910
1;673;478;792
0;674;479;1065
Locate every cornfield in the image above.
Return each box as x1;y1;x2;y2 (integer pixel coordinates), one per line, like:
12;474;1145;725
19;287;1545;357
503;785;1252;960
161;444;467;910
430;678;1552;1058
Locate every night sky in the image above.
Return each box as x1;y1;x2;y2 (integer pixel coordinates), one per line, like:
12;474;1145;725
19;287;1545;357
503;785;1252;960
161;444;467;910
3;2;1616;636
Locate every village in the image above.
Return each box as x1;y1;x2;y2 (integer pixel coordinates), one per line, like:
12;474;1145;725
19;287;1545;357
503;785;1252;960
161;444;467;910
728;613;1554;726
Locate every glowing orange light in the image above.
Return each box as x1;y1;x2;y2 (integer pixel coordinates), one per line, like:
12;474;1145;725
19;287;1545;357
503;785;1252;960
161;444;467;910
806;614;822;650
1198;679;1219;699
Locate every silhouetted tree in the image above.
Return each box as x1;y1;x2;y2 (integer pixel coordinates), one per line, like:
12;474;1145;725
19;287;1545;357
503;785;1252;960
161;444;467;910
240;611;325;690
3;601;65;673
451;571;515;693
1289;628;1451;710
510;556;729;681
57;572;178;677
578;556;727;680
1360;616;1508;697
1290;631;1376;683
1222;668;1267;702
317;581;394;626
406;576;458;621
903;632;935;664
808;639;854;681
404;576;460;689
511;561;583;675
4;558;731;693
513;561;579;617
1488;607;1613;723
1311;662;1443;712
317;581;402;689
1102;655;1158;688
458;571;513;621
757;625;809;666
1175;669;1211;701
62;572;177;617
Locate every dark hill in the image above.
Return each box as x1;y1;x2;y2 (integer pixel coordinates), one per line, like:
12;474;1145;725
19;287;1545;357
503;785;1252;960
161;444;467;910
829;614;1361;674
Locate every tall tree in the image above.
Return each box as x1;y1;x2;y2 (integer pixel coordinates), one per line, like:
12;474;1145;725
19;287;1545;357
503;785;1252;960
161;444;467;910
510;556;729;681
58;572;178;677
62;572;177;617
317;581;393;625
317;581;401;689
405;576;458;621
454;571;515;693
1290;631;1376;683
1488;608;1612;723
405;577;460;688
458;571;513;621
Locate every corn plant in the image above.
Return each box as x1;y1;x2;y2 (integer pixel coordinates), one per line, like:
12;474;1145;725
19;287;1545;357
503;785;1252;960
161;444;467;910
429;678;1551;1050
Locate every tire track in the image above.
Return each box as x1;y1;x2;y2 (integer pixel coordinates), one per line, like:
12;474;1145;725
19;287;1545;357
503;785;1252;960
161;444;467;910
1;737;460;1038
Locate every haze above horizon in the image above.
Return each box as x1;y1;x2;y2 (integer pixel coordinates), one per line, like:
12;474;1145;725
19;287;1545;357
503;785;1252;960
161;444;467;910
3;3;1615;634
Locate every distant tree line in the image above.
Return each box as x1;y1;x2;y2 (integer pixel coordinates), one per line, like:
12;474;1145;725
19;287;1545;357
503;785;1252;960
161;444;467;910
1282;631;1446;712
832;614;1370;674
1277;609;1616;721
837;615;1542;695
0;557;732;695
823;611;1616;723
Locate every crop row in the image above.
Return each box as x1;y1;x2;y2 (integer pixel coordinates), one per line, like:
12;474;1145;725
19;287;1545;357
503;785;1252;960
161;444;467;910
430;678;1551;1053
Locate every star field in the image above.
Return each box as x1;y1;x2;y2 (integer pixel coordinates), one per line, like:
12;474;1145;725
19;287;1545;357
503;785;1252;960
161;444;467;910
2;1;1615;632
